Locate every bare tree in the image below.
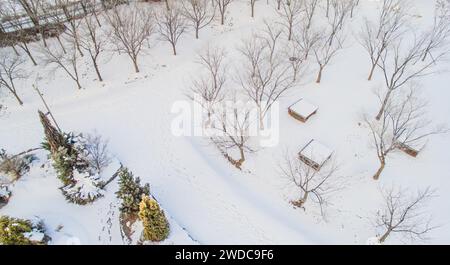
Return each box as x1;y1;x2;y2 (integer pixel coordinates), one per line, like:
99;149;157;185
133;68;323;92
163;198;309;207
210;100;254;170
156;5;187;56
83;133;112;174
376;186;437;243
349;0;360;18
303;0;319;30
40;41;82;90
280;151;339;216
285;40;307;82
375;33;446;120
0;54;28;105
293;17;321;60
324;0;330;18
80;0;102;27
312;28;344;83
420;0;450;62
276;0;282;10
17;0;48;47
277;0;303;41
80;13;106;81
326;0;352;46
106;3;154;73
359;0;408;81
4;0;38;66
239;22;296;129
215;0;233;26
181;0;215;39
40;1;68;54
56;0;84;56
189;46;227;123
365;88;447;180
249;0;258;18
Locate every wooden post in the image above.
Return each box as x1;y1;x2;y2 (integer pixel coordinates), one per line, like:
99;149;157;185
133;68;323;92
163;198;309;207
33;84;62;132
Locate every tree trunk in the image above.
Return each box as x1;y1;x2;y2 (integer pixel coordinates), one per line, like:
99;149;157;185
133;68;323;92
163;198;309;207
75;79;82;90
75;38;84;57
251;5;254;18
172;43;177;56
221;14;224;25
292;192;308;208
236;146;246;169
375;89;392;120
288;26;292;41
91;57;103;82
368;63;376;81
40;28;47;47
94;12;102;27
165;0;170;10
422;49;430;62
326;0;330;17
373;160;385;180
56;36;67;54
133;58;140;73
316;67;323;83
12;46;20;56
21;44;37;66
195;27;199;39
379;228;391;243
11;90;24;106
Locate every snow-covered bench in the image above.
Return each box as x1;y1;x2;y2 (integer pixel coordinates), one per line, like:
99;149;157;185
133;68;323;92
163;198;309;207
298;139;333;171
288;98;318;123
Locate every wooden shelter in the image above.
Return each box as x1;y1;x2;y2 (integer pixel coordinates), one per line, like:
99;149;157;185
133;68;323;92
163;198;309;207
288;98;318;123
298;139;333;171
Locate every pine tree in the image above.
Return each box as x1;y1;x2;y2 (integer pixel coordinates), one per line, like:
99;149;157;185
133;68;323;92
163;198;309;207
39;110;78;186
116;167;150;216
38;110;69;156
139;195;170;242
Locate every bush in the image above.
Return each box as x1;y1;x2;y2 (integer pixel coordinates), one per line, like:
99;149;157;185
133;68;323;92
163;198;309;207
0;216;49;245
0;149;37;182
138;195;170;242
116;167;150;216
52;145;78;186
61;170;104;205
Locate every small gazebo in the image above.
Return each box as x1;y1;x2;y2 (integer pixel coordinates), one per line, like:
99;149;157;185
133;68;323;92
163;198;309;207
298;139;333;171
288;98;318;123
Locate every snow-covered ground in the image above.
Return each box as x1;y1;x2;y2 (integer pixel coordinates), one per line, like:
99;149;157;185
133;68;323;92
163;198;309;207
1;0;449;244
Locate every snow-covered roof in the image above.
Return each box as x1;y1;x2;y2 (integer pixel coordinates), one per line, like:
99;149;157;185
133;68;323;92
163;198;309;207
299;139;333;165
289;98;318;118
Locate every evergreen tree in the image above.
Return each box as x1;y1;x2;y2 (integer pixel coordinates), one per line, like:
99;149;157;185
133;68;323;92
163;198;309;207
138;195;170;242
0;216;48;245
116;167;150;216
39;111;78;185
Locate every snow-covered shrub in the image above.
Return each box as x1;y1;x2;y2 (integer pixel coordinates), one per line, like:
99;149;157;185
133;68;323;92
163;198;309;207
0;149;37;182
61;170;104;205
138;195;170;242
0;216;50;245
116;167;150;216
